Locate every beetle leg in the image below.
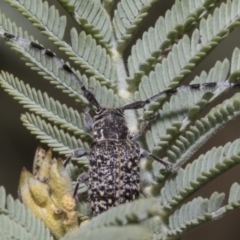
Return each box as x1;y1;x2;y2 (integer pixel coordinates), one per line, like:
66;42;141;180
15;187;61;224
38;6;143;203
129;120;149;140
129;113;159;140
73;172;89;199
84;107;93;131
140;149;178;172
64;148;89;167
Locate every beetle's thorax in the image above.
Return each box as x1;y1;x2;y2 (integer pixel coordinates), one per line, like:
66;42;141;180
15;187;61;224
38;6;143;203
92;108;129;141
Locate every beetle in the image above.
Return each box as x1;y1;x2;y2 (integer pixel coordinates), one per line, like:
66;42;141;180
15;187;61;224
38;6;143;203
2;31;238;216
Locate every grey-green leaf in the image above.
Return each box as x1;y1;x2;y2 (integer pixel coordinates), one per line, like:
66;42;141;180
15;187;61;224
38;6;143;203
0;186;53;240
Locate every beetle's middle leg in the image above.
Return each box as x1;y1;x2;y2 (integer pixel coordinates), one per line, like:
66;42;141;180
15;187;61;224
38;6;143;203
64;148;89;167
84;107;93;131
64;149;90;198
73;172;89;199
140;149;178;172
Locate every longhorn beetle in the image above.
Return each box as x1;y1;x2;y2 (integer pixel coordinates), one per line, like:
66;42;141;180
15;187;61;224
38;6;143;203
1;31;240;216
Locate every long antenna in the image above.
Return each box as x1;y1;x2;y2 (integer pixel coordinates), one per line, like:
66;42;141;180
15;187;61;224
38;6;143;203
122;82;240;110
0;31;101;110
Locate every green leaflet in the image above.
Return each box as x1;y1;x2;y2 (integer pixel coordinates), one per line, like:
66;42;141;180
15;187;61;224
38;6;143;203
143;91;240;189
61;225;151;240
166;91;240;165
0;12;119;105
68;28;117;85
82;198;161;229
0;186;53;240
21;112;89;161
113;0;157;50
4;0;117;85
160;138;240;210
136;0;240;116
0;71;90;139
5;0;66;40
0;70;119;142
143;46;240;168
144;58;230;156
167;192;225;237
228;182;240;205
56;0;75;14
167;181;240;237
60;0;112;49
63;199;161;240
127;0;220;83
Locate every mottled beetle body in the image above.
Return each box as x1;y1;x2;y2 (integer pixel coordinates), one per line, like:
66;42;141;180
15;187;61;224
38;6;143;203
3;31;239;216
89;108;140;216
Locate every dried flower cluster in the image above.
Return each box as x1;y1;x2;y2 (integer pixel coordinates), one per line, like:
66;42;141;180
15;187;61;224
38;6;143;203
18;148;78;238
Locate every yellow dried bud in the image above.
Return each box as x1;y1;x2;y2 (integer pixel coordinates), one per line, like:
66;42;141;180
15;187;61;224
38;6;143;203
28;177;49;205
18;147;79;239
62;194;76;211
33;147;46;175
49;158;73;209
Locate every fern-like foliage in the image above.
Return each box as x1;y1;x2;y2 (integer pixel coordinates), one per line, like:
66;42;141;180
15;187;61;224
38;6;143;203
113;0;158;49
161;138;240;210
127;0;223;83
58;0;113;49
62;198;160;240
0;71;89;138
0;186;53;240
1;0;240;239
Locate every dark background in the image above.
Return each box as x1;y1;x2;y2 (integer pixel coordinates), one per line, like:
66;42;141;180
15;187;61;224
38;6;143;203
1;0;240;239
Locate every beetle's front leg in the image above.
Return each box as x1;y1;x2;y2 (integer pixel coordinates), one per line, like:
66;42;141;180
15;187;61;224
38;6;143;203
129;114;160;140
84;107;93;131
129;120;149;140
140;148;178;172
64;148;89;167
